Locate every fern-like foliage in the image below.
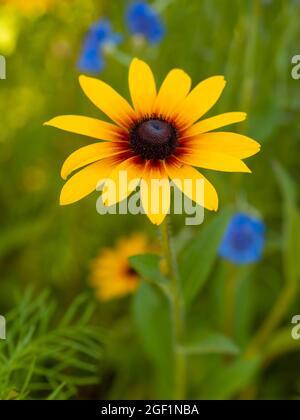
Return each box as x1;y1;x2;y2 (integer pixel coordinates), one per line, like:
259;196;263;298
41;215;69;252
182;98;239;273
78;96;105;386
0;290;106;400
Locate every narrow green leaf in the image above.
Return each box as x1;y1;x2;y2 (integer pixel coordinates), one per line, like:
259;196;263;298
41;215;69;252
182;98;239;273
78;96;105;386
180;207;233;304
283;207;300;284
201;357;261;400
132;283;173;398
129;254;166;285
180;331;240;356
273;161;298;209
274;162;300;283
263;327;300;363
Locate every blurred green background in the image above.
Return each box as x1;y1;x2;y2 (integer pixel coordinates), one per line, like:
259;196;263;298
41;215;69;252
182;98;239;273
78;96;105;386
0;0;300;400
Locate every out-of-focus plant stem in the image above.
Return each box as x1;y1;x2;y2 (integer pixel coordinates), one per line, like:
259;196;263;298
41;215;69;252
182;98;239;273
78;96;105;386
231;0;261;203
223;263;238;338
105;47;132;66
239;0;261;131
160;217;186;400
244;282;297;358
225;1;262;350
154;0;175;13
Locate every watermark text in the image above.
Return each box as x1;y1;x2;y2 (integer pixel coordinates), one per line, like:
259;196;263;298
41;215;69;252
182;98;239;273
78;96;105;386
291;315;300;340
0;315;6;340
95;171;208;226
0;55;6;80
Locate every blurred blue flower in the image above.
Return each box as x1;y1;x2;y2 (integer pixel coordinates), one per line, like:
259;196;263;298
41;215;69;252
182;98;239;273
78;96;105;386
126;1;165;44
219;213;266;265
78;19;122;74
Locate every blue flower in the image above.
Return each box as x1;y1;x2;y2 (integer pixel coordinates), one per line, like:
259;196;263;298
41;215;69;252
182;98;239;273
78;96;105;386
78;19;122;74
219;213;266;265
126;1;165;44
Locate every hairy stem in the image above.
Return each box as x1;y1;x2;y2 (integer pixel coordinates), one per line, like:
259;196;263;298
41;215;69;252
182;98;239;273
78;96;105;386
160;217;186;400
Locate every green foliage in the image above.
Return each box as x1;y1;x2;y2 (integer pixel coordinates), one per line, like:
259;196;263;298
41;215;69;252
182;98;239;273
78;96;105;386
132;283;173;398
200;357;261;400
274;163;300;285
179;331;240;357
264;327;300;365
0;290;105;400
129;254;166;286
179;207;233;304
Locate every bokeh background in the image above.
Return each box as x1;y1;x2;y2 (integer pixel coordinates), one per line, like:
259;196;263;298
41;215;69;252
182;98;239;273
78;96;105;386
0;0;300;400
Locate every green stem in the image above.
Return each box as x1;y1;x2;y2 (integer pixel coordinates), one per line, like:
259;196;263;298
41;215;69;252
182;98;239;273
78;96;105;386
223;263;238;337
153;0;175;13
160;217;186;400
245;282;297;357
239;0;261;126
105;47;132;67
230;0;261;201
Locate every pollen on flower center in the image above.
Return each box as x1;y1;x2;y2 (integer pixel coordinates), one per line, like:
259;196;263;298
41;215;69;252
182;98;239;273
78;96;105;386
129;117;178;160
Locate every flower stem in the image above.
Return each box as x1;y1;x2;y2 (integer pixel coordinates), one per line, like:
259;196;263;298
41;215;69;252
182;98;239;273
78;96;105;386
105;47;132;67
160;217;186;400
223;263;238;337
154;0;175;13
244;282;297;357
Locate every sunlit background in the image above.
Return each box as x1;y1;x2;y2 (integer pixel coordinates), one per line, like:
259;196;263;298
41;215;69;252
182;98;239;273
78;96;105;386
0;0;300;400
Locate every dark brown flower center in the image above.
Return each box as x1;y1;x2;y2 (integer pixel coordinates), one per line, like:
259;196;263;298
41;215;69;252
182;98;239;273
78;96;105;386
129;118;178;160
125;266;138;277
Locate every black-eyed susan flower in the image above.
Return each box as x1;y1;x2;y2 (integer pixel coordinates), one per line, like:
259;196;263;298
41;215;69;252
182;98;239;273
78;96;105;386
45;58;261;225
89;233;152;301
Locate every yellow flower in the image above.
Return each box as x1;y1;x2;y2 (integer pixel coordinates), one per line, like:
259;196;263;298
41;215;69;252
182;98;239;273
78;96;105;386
2;0;53;15
89;233;152;301
45;58;261;225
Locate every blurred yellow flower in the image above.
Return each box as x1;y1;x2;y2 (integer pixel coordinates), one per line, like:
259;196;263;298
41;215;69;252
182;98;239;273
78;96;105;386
0;10;18;54
89;233;154;301
1;0;53;15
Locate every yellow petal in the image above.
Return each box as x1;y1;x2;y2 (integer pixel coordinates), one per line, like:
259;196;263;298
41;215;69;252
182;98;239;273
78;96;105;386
129;58;157;116
102;156;145;207
44;116;126;141
79;75;135;128
177;150;252;173
181;132;261;159
182;112;247;138
175;76;226;129
61;142;128;180
60;156;124;205
154;68;191;117
164;159;218;211
140;161;170;225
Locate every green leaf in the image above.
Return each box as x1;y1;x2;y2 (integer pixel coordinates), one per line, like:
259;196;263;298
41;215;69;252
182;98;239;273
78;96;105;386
274;162;300;283
201;357;261;400
273;161;298;209
180;331;240;356
180;207;233;304
234;265;256;346
129;254;165;285
263;327;300;363
132;283;173;398
0;216;50;259
283;206;300;284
